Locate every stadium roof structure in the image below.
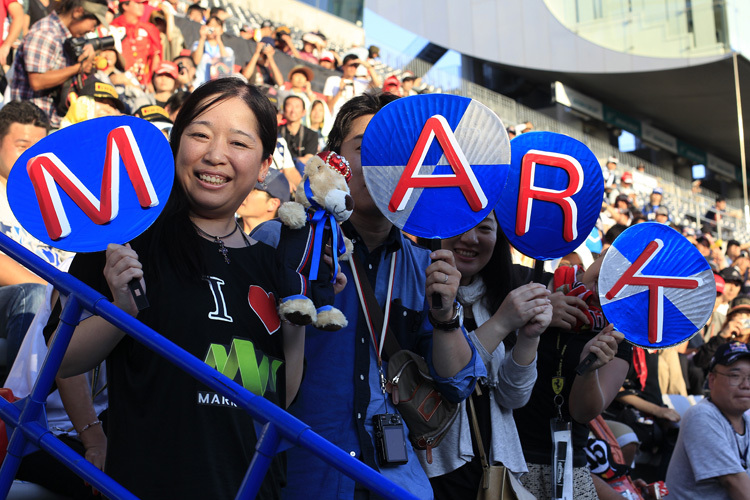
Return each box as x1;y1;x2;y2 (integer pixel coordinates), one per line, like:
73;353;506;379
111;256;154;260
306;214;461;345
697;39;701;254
492;53;750;170
368;0;750;171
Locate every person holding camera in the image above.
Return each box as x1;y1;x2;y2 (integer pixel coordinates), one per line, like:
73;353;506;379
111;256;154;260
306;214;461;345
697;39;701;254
241;38;284;88
10;0;108;129
190;15;234;88
323;53;380;119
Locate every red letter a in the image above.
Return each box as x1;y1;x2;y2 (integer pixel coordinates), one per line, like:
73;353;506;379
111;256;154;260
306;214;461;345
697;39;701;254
388;115;487;213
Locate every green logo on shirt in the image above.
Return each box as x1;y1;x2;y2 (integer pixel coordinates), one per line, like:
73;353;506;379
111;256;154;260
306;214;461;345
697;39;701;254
204;338;283;397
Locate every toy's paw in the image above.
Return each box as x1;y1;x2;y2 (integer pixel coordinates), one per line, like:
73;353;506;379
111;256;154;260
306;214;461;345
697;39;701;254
278;202;307;229
314;305;348;331
279;295;317;326
339;237;354;261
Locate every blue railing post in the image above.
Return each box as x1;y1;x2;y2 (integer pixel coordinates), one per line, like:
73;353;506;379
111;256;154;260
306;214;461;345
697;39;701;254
0;294;84;497
237;422;281;500
0;231;420;500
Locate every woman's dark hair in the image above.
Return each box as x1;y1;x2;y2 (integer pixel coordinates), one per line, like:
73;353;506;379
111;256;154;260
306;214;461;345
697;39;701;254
149;78;277;282
478;214;518;315
325;91;398;153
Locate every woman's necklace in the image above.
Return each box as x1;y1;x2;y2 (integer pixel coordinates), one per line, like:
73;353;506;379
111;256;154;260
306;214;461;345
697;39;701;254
192;220;242;264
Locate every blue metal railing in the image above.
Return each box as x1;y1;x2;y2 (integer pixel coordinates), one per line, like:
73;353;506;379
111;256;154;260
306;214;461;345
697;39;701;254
0;232;419;500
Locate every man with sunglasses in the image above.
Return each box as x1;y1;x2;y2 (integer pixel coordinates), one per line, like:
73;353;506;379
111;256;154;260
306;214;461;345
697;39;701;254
667;341;750;499
10;0;108;128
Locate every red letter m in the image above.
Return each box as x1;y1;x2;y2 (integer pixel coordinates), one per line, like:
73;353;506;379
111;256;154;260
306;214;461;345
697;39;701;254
27;126;159;240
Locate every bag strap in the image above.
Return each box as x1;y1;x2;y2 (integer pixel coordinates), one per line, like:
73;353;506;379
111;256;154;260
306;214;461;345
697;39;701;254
350;253;402;361
467;388;490;471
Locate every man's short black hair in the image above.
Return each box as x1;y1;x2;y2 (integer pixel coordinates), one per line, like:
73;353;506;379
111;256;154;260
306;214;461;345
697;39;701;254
342;54;358;66
209;6;226;16
186;3;203;14
728;239;741;249
0;101;50;142
325;91;398;153
283;94;305;111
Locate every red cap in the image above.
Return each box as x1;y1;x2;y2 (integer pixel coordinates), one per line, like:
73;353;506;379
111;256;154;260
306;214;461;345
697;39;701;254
154;61;179;79
715;273;726;295
318;151;351;183
621;172;633;183
383;75;400;88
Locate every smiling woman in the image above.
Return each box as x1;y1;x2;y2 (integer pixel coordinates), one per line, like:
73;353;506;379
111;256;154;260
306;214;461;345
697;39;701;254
52;78;305;500
421;212;553;498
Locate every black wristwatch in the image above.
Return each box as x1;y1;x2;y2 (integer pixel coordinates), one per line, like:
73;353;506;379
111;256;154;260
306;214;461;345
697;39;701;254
428;300;464;331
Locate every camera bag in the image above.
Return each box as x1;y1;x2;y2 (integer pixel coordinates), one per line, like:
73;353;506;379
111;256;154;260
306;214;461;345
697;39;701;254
385;349;458;464
349;254;458;465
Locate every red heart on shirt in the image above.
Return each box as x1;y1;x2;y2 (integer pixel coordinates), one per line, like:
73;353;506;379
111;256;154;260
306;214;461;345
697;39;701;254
248;286;280;334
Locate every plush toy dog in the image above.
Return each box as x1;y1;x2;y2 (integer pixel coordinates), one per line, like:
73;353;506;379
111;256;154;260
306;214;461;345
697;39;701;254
277;151;354;331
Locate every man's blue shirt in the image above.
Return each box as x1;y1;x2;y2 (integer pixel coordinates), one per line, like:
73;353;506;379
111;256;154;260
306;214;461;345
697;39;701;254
252;220;485;499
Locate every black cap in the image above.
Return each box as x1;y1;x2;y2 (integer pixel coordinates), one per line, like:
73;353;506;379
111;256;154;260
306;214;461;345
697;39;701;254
710;341;750;371
256;169;290;202
720;266;743;284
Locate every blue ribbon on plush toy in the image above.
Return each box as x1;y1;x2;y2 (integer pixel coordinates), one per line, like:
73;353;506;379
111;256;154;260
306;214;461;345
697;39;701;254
304;178;347;283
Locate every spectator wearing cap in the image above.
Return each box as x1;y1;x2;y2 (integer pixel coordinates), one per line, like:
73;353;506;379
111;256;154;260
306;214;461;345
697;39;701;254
323;54;380;118
60;78;124;127
274;25;299;59
110;0;161;85
318;50;336;70
152;60;178;107
298;32;323;65
654;206;671;224
602;156;619;189
643;187;666;219
191;15;234;87
608;171;636;207
280;65;315;120
601;194;632;231
279;94;318;170
719;267;744;316
367;44;380;63
241;36;283;88
11;0;108;128
697;296;750;370
237;169;290;235
133;103;172;137
238;24;254;40
401;70;417;96
382;75;401;96
667;341;750;499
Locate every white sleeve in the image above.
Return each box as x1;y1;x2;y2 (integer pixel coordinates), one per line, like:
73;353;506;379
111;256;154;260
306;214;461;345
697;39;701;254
323;76;338;97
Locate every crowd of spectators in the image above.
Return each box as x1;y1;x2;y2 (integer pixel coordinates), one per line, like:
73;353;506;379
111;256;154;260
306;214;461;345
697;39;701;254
0;0;748;498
